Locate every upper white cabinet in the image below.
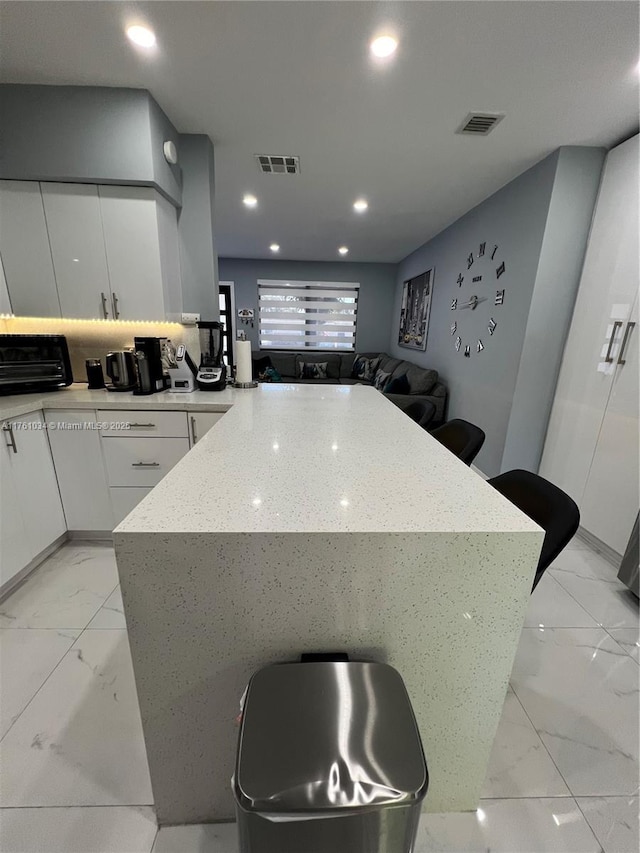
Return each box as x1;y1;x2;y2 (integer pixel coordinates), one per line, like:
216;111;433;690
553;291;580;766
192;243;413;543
0;181;182;321
0;180;61;317
99;185;182;321
40;182;113;319
540;135;639;555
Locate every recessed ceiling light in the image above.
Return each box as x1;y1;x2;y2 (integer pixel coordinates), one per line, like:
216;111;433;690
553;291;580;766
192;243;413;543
353;199;368;212
338;246;349;255
270;243;280;253
126;25;156;48
243;194;258;208
370;35;398;58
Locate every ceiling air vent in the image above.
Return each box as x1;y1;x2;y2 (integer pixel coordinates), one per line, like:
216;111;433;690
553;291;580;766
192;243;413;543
255;154;300;174
456;113;504;136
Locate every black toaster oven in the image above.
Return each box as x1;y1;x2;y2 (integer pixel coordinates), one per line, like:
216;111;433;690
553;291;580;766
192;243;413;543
0;334;73;395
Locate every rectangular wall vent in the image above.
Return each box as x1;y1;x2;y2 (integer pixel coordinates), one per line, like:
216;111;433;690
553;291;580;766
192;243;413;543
255;154;300;174
456;113;504;136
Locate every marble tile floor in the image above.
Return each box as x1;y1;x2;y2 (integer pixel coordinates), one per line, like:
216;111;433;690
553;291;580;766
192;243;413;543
0;537;637;853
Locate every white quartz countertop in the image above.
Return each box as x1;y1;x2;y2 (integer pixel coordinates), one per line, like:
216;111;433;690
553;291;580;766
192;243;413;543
0;384;237;421
116;383;541;536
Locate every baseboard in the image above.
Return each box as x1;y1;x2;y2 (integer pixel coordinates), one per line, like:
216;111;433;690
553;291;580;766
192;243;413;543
0;531;69;603
68;530;114;542
577;526;622;568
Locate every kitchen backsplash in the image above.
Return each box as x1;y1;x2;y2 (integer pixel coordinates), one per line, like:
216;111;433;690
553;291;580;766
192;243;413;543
0;317;201;382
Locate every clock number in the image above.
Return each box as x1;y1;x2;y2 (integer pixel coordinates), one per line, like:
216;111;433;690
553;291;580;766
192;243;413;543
451;298;457;310
464;345;471;358
488;318;497;335
496;261;506;279
450;321;457;336
495;290;504;306
472;275;482;283
457;273;464;287
491;244;498;260
477;339;485;353
467;253;474;269
478;242;486;257
455;336;462;352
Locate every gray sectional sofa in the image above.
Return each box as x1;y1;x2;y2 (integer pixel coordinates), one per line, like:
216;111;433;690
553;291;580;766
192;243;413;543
252;350;448;425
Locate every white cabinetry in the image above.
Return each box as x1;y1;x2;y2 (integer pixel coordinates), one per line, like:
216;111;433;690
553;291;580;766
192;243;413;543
189;411;224;445
0;180;61;317
40;183;113;320
0;254;11;314
0;410;66;592
99;186;182;321
45;408;112;532
540;135;639;556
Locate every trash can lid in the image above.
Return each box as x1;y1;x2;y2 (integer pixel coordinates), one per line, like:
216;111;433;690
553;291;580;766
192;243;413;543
234;661;428;814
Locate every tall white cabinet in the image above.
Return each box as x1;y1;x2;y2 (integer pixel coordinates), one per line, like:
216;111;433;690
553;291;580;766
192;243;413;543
540;135;639;556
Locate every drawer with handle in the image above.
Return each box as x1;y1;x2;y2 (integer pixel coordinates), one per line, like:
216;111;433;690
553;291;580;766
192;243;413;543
102;436;190;486
97;410;189;438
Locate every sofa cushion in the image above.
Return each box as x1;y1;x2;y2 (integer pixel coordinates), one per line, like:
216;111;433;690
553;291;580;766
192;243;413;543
252;354;273;380
263;351;297;378
339;353;357;378
339;377;370;385
405;363;439;395
352;354;381;382
298;361;328;380
378;355;403;376
295;353;341;380
384;372;410;395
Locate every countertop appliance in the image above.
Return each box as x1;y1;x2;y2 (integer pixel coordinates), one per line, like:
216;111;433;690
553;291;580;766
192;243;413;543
196;321;227;391
134;337;166;393
133;350;154;396
0;334;73;395
168;344;197;392
105;350;137;392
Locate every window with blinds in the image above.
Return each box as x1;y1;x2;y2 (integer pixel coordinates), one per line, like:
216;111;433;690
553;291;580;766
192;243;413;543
258;280;359;351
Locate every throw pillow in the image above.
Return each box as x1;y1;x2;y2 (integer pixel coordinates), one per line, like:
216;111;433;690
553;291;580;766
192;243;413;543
384;373;410;395
352;355;380;382
373;369;392;391
262;366;282;382
298;361;328;379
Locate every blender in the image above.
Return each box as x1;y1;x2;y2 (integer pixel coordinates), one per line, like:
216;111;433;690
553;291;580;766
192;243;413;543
196;321;227;391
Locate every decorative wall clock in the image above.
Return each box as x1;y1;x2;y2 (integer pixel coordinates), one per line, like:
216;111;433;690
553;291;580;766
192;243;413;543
449;242;506;357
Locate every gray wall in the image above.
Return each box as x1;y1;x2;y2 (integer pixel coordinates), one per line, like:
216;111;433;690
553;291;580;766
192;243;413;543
0;84;182;205
390;147;604;476
218;258;397;352
177;135;218;317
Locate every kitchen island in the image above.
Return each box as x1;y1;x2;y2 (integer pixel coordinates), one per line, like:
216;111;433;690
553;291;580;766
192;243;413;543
113;383;542;825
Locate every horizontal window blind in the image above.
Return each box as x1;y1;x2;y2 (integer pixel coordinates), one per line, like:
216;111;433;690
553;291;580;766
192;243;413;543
258;280;359;351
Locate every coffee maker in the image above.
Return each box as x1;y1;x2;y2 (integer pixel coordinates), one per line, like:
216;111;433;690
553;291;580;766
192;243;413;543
196;321;227;391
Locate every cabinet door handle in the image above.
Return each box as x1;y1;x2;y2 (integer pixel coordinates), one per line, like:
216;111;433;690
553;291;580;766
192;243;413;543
131;461;160;467
2;423;17;454
605;321;622;363
112;292;120;320
100;292;109;319
617;321;636;366
190;415;197;444
128;422;156;428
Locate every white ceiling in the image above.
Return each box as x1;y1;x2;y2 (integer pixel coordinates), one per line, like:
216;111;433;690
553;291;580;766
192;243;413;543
1;1;638;263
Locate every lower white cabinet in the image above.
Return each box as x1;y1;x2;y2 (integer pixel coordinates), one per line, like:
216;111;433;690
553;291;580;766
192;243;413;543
110;487;152;527
45;409;112;531
102;436;190;488
189;412;224;445
1;410;66;591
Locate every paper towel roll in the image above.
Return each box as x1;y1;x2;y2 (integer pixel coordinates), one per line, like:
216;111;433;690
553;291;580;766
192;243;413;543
235;339;253;384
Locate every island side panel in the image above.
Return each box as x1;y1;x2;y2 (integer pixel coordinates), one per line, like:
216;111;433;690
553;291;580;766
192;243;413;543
114;529;542;825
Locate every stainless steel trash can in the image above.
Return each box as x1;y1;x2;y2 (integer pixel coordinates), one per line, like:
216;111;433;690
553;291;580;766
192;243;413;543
233;660;428;853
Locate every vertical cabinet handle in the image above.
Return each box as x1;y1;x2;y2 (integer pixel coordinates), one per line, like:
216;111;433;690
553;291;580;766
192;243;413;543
605;321;623;363
617;321;636;366
3;423;17;454
112;292;120;320
100;292;109;319
190;416;198;444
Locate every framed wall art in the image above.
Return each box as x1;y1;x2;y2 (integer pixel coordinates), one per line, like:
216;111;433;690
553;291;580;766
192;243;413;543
398;268;434;351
